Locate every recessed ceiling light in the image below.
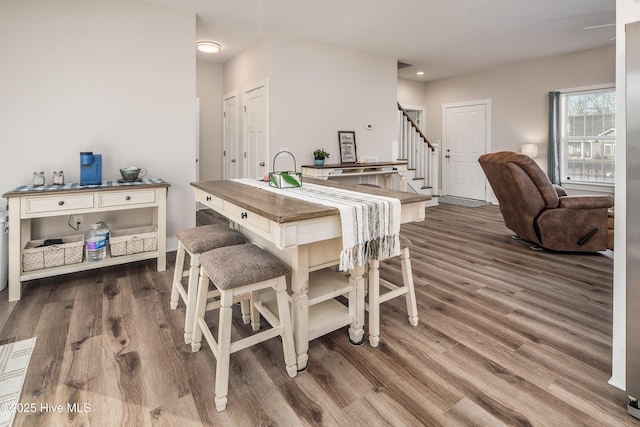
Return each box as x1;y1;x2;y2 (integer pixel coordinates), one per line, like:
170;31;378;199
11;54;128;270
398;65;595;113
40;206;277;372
196;41;221;53
417;71;424;75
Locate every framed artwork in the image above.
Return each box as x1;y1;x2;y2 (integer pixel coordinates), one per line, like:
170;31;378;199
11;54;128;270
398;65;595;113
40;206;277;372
338;131;357;164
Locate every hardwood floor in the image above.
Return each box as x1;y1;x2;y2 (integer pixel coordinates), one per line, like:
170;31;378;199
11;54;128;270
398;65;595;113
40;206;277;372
1;204;635;426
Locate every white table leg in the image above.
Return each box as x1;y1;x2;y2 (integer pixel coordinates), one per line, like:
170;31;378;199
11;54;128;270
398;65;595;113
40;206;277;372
398;171;407;192
8;197;22;302
155;187;167;272
290;245;310;371
348;264;365;345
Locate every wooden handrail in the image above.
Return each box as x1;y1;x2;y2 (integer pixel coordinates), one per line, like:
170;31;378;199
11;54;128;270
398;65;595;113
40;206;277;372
397;102;434;151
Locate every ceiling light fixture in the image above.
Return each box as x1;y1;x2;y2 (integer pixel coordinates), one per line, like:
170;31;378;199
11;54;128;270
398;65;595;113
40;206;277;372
196;41;221;53
417;71;424;75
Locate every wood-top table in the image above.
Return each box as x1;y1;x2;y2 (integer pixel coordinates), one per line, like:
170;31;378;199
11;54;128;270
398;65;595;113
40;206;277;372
301;161;409;191
191;178;428;370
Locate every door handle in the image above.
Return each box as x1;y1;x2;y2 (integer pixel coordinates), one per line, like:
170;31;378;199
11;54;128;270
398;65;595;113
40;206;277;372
445;155;451;159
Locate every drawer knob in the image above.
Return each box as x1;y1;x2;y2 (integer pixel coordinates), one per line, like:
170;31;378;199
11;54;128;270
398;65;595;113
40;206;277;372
125;195;131;201
58;200;64;206
241;212;248;219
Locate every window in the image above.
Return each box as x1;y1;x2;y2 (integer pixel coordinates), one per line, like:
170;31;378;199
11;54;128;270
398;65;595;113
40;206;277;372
559;88;615;186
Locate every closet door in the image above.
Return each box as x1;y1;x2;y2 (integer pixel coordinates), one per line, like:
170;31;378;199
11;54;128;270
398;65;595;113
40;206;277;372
223;92;240;179
243;80;269;180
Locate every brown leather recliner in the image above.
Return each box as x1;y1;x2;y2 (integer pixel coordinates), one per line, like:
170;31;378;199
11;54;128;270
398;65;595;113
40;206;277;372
478;151;614;252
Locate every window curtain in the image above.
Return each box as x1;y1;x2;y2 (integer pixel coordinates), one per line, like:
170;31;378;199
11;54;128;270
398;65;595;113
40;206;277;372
547;91;561;184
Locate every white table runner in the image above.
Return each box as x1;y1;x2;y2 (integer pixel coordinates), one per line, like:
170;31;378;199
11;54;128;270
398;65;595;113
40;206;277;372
233;179;401;271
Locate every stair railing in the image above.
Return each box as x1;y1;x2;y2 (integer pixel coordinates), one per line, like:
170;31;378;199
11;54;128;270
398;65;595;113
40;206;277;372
396;102;438;195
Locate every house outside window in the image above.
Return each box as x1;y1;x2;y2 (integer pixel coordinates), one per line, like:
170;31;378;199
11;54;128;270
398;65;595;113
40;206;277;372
559;88;616;186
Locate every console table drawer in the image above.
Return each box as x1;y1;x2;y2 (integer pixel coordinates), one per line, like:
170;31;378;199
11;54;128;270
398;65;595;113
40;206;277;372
22;194;95;215
225;201;271;233
98;189;157;207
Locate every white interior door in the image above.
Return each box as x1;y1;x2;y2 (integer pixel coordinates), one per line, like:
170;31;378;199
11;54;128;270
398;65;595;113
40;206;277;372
223;92;239;179
243;81;269;180
443;101;489;200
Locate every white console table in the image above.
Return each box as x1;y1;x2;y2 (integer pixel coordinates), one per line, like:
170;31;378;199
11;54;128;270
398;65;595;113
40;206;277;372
2;179;170;301
301;161;409;191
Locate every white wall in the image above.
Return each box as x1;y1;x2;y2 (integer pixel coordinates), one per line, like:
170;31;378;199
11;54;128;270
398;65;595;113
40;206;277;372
223;34;273;95
220;32;398;170
271;33;398;165
422;46;615;172
408;46;614;197
197;60;224;181
398;79;426;107
0;0;196;249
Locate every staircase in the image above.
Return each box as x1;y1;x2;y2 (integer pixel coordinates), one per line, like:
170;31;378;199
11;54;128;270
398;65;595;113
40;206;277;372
396;102;439;205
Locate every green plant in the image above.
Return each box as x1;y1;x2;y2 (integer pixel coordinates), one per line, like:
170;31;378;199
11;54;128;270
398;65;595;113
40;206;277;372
313;149;330;160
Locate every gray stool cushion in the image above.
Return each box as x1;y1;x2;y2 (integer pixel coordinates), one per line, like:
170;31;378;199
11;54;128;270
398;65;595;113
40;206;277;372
200;244;290;290
177;224;246;254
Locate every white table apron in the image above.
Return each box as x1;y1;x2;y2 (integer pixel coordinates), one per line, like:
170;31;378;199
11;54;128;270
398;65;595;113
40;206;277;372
232;179;401;271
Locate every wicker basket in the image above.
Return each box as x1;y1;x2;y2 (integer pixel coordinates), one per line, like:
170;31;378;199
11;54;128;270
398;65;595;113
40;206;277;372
23;235;84;271
110;226;158;257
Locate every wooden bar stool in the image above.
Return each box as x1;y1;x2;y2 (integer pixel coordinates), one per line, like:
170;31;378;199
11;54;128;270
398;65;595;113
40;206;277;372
191;243;297;412
170;224;246;344
366;235;418;347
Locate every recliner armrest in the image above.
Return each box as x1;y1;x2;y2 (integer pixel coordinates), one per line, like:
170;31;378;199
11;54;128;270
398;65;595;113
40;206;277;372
558;195;614;210
553;184;567;197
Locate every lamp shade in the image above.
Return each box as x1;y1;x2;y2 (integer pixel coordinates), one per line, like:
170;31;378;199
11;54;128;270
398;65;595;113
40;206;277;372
521;143;539;158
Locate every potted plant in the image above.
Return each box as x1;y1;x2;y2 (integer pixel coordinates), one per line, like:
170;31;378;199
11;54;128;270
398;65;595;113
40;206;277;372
313;149;330;166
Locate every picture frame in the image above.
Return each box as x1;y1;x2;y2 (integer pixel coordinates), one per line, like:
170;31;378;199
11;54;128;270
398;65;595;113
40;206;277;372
338;131;357;164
